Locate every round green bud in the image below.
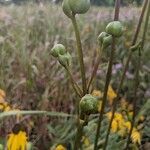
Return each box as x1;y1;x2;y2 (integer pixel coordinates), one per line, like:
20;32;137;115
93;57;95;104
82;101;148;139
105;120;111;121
80;94;98;114
0;144;3;150
62;0;73;18
27;142;33;150
97;32;108;45
58;52;72;67
103;35;113;48
50;44;66;58
106;21;123;37
69;0;90;14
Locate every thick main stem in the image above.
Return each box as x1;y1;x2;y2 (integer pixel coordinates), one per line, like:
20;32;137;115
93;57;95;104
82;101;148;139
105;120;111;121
103;0;148;149
71;14;87;95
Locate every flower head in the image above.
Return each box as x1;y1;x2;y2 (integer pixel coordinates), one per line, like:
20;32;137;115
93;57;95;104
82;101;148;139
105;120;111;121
107;85;117;105
7;124;27;150
55;144;66;150
131;128;141;145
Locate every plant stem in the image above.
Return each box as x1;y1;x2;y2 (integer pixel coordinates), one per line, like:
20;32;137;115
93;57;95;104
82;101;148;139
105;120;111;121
87;45;104;92
125;47;141;149
141;0;150;49
65;66;82;97
71;14;87;95
94;1;120;149
94;38;116;150
103;0;148;149
73;119;84;150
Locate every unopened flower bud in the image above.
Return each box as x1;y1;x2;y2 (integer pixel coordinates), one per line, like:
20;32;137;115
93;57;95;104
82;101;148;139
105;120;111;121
58;52;71;67
103;35;113;48
62;0;73;18
106;21;123;37
80;94;98;115
97;32;108;45
50;44;66;58
69;0;90;14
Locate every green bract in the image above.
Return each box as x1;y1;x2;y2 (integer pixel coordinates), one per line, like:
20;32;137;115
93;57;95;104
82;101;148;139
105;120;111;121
50;44;66;58
80;94;98;114
103;35;113;48
62;0;72;18
69;0;90;14
58;52;72;67
106;21;123;37
98;32;108;45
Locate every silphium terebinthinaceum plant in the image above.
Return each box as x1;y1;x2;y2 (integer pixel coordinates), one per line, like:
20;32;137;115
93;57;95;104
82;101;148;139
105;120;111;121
50;0;149;149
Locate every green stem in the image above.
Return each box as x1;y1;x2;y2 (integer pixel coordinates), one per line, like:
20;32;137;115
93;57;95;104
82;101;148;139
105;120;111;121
94;38;116;150
103;0;148;149
94;1;120;149
71;14;87;95
125;47;141;149
87;45;104;92
73;120;84;150
141;0;150;49
65;66;82;97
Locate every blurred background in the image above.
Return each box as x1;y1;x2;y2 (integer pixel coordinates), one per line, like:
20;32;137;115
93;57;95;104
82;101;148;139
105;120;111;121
0;0;149;149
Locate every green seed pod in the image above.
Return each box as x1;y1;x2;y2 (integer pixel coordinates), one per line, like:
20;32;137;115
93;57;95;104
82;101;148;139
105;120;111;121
106;21;123;37
27;142;33;150
69;0;90;14
103;35;113;48
0;144;3;150
62;0;73;18
97;32;108;45
80;94;98;115
50;44;66;58
58;52;72;67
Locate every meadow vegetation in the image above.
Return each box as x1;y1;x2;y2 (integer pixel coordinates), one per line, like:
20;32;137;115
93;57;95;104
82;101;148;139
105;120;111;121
0;1;149;150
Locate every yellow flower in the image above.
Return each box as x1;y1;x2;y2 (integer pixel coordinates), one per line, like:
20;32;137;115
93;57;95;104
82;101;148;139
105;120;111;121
55;144;66;150
111;119;118;132
82;136;90;146
115;113;123;121
0;102;11;112
7;124;27;150
124;121;131;131
107;85;117;105
131;128;141;145
92;90;103;98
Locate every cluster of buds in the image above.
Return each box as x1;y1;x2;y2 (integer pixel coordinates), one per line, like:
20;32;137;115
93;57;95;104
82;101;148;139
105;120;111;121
62;0;90;18
50;44;71;67
98;21;123;48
